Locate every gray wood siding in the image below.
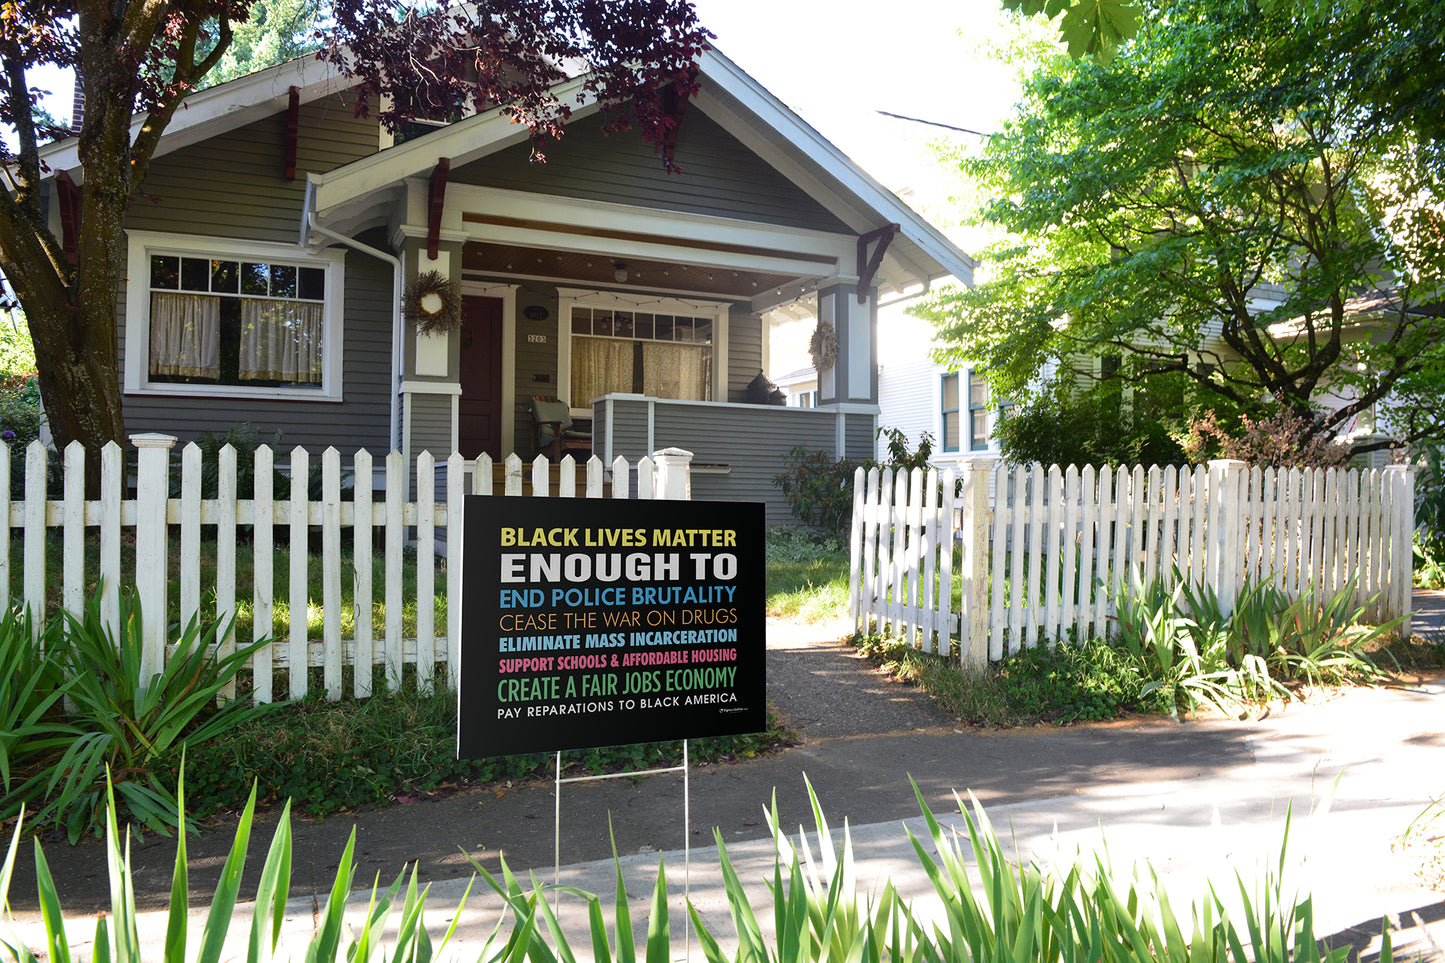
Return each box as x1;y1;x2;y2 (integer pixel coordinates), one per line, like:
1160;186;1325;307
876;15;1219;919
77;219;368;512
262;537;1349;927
845;413;876;461
608;401;651;455
409;393;453;456
122;246;394;452
119;92;391;450
513;285;561;458
728;312;763;402
603;397;836;526
450;112;850;234
126;91;378;243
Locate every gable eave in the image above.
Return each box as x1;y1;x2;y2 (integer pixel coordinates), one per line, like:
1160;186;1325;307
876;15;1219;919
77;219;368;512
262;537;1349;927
37;54;355;180
693;48;976;290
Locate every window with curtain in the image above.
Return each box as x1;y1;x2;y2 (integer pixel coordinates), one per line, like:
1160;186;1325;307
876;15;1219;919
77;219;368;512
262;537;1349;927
147;253;326;388
570;307;713;405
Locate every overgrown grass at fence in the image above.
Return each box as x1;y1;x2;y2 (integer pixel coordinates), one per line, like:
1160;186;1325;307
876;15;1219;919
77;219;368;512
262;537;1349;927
7;530;443;646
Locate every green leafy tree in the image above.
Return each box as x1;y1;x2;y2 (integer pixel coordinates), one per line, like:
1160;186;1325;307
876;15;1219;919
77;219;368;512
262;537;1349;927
920;0;1445;459
993;372;1189;468
202;0;322;88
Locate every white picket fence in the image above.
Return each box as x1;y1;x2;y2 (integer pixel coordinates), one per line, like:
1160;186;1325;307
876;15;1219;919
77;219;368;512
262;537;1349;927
3;434;693;704
848;458;1417;663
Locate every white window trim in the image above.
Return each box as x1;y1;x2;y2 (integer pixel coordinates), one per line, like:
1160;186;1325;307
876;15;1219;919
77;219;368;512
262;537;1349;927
939;371;961;453
124;230;347;402
555;287;730;416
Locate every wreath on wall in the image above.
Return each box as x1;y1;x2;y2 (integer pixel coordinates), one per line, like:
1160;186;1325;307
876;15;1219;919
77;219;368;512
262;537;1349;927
809;319;838;371
403;270;463;335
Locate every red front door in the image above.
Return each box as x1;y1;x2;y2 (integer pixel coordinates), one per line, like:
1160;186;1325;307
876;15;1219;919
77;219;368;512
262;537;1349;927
459;296;504;459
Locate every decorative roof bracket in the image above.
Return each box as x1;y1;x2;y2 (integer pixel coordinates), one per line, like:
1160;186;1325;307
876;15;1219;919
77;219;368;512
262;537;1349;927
56;171;80;264
856;223;900;303
660;76;693;172
285;86;300;180
427;158;451;260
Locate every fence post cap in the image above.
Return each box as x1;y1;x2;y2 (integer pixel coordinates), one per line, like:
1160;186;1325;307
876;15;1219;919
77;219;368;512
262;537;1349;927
129;433;178;449
1206;458;1247;470
652;447;694;460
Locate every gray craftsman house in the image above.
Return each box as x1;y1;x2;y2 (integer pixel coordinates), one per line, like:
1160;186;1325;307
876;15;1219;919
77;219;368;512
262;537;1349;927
39;47;973;522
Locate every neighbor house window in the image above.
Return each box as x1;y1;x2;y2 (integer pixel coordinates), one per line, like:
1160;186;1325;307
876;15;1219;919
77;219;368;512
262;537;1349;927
125;233;345;399
967;369;1013;451
790;388;817;408
941;372;961;452
558;289;729;412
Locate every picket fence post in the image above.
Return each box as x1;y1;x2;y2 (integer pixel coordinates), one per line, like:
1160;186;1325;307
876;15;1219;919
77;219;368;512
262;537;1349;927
1206;458;1245;616
1385;464;1416;636
132;433;177;689
653;447;693;500
961;463;991;666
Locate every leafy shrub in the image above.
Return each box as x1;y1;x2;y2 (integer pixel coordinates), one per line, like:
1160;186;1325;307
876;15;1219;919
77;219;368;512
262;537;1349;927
877;425;934;470
1414;446;1445;587
1113;571;1396;718
772;444;859;534
773;426;936;535
995;373;1188;468
995;634;1145;723
0;374;44;499
1183;404;1350;469
0;591;271;841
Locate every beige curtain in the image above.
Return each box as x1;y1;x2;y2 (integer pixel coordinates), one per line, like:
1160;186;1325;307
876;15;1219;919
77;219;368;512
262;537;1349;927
150;292;220;378
571;337;633;404
240;299;324;383
643;342;711;401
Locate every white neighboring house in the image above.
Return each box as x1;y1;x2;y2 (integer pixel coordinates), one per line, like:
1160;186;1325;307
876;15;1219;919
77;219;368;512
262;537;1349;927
769;300;1007;471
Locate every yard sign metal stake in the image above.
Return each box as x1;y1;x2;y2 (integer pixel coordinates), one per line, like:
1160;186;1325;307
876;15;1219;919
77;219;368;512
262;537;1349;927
554;741;692;960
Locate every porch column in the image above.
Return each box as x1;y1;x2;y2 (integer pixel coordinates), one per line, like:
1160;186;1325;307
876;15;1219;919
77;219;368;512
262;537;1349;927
817;282;880;461
816;282;878;406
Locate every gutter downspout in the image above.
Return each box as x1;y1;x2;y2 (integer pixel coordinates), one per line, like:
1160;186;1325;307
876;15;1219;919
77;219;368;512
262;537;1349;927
305;210;404;456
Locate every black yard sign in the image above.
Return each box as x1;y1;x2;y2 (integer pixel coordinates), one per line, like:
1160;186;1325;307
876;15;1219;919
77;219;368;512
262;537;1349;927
458;495;766;758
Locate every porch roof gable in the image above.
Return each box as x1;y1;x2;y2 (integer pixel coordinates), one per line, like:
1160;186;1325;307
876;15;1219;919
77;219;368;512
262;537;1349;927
303;47;975;296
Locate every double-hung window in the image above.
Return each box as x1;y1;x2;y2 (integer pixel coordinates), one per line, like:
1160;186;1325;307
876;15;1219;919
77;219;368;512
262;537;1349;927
125;233;345;400
941;372;962;451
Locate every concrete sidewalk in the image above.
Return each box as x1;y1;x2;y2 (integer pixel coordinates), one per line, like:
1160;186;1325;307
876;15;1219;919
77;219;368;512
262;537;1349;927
4;616;1443;963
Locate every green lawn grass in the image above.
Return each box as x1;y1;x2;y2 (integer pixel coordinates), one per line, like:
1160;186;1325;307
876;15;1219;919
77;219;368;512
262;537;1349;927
8;530;443;644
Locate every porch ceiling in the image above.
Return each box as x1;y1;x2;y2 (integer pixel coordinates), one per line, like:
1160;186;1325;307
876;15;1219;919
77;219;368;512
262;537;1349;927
461;240;810;302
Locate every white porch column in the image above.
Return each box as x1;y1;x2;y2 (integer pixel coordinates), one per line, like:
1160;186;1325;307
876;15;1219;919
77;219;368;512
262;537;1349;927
816;281;878;407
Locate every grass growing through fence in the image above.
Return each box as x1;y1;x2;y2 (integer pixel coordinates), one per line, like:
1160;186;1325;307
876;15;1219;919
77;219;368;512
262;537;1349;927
764;527;852;622
860;576;1428;728
8;531;445;647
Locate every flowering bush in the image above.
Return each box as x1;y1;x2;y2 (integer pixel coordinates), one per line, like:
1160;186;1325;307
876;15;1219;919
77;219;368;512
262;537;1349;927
1183;404;1350;469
